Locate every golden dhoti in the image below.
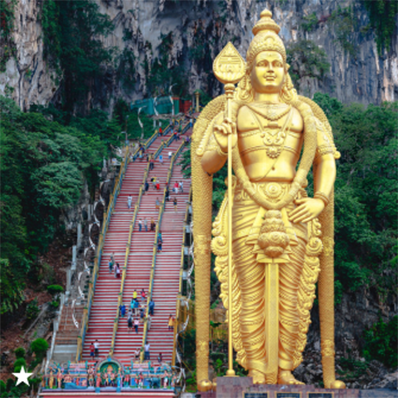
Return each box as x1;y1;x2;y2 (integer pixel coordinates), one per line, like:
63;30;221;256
213;181;322;382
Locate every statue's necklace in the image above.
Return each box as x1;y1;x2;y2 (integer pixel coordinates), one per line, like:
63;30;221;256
249;103;291;121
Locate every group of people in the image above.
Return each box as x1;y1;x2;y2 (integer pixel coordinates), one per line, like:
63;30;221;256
138;217;157;232
108;253;121;278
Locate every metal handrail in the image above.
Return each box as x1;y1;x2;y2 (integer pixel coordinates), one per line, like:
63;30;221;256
109;161;150;355
132;123;172;161
172;188;191;367
140;139;187;360
76;146;129;361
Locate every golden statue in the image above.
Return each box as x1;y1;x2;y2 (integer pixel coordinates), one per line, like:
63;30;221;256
192;9;345;390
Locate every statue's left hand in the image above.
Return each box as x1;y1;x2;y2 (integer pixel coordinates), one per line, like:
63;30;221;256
289;198;325;223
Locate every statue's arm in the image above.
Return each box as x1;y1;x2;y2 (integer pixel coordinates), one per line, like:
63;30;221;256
313;120;337;200
201;112;228;175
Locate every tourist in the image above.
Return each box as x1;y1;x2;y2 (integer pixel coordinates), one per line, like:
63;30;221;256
128;316;133;332
168;314;174;331
147;314;152;331
144;342;150;360
168;151;172;159
110;252;115;266
90;342;95;358
127;195;133;209
179;180;184;193
155;197;160;210
156;181;160;190
150;218;156;232
115;263;121;279
140;308;145;322
157;234;162;253
134;348;140;361
130;299;135;314
127;309;133;319
189;118;193;129
144;179;149;194
165;184;170;201
138;218;142;232
185;135;190;145
143;217;148;232
133;289;137;300
173;181;179;194
151;177;157;190
150;157;154;171
148;299;155;316
159;126;163;136
159;154;164;164
158;353;162;364
141;289;146;300
120;303;126;317
109;257;113;274
134;318;139;334
94;340;99;357
173;197;178;213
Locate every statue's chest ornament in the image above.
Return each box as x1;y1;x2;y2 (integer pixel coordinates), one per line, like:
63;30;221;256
246;104;293;159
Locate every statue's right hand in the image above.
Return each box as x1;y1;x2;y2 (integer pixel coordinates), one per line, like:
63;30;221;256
214;117;237;154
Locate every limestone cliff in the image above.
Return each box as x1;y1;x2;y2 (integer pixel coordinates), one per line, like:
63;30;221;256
1;0;397;111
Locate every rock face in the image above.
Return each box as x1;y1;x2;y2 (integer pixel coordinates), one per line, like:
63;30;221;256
0;0;58;111
0;0;397;110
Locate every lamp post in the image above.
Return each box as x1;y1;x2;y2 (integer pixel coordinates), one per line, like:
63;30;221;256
194;91;200;113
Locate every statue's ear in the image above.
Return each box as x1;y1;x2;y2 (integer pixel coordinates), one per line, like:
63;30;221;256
285;63;291;71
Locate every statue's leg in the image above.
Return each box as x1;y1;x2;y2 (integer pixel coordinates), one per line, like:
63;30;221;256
278;236;306;385
234;238;266;383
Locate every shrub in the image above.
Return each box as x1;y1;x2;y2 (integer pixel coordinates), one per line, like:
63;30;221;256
363;316;398;368
47;284;64;295
0;380;6;393
30;338;49;361
26;299;40;320
13;358;26;372
14;347;26;359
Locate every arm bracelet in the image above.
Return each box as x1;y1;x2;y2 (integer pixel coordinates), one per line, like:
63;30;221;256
314;192;330;206
216;145;228;157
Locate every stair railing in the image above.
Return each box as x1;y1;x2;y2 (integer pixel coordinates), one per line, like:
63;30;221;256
132;123;172;161
108;160;150;355
140;139;188;361
172;188;191;367
76;146;129;361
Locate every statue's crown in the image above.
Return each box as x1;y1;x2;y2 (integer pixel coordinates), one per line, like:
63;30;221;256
247;9;286;68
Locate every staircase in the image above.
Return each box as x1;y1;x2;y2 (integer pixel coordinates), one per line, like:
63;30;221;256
81;124;191;364
82;133;166;361
145;137;191;362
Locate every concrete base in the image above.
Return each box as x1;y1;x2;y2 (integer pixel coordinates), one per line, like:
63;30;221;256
52;345;78;362
195;377;398;398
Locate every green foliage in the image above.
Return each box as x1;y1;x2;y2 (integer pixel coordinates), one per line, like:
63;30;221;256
117;48;136;90
337;357;368;381
26;299;40;320
301;12;318;33
314;93;398;294
1;95;110;313
40;0;114;112
14;347;26;359
361;0;398;55
47;285;64;295
13;358;27;372
30;338;49;360
328;6;357;56
0;0;15;38
363;316;398;368
287;40;330;90
0;259;25;314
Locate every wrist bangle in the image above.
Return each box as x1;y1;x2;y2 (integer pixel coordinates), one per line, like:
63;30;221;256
314;192;330;206
216;146;228;157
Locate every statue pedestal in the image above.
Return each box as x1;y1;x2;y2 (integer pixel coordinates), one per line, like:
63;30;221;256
210;377;372;398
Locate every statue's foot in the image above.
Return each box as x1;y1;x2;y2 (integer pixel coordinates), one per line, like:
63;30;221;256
277;370;304;385
249;369;266;384
329;380;346;389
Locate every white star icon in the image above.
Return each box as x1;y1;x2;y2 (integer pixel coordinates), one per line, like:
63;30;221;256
12;366;33;386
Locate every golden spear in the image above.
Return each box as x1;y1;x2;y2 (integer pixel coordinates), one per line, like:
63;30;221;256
213;42;245;377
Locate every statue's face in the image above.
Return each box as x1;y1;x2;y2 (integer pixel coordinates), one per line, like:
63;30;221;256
251;51;285;94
